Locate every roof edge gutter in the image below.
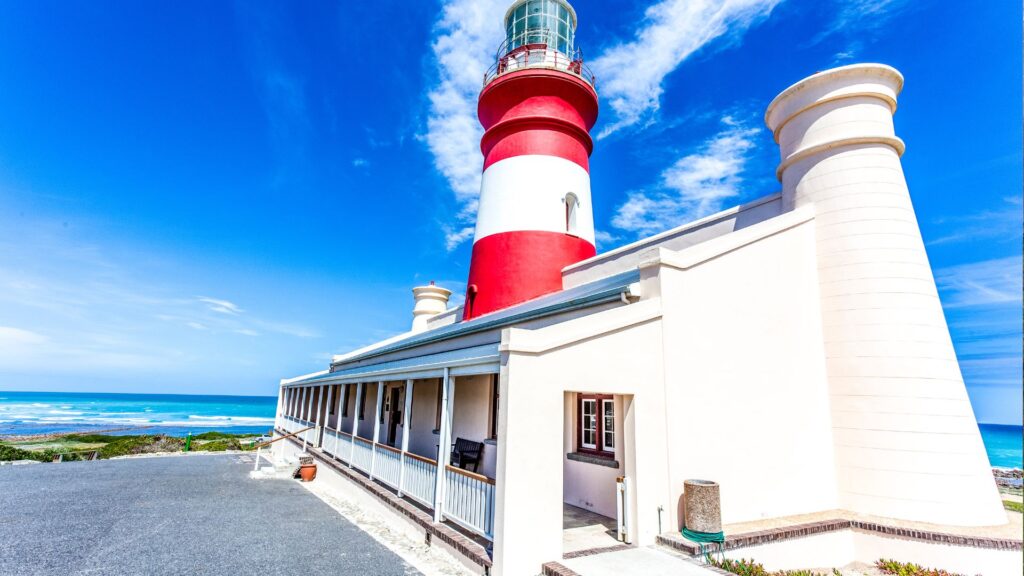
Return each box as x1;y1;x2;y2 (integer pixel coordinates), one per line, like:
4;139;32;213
331;286;629;368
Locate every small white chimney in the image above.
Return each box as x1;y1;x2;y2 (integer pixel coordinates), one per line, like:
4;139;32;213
411;282;452;332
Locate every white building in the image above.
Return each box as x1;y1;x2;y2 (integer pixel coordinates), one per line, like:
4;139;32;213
272;2;1018;575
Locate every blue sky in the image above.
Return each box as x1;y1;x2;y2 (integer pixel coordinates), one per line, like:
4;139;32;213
0;1;1019;424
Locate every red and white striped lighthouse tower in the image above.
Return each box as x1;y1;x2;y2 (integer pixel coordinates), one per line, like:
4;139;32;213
463;0;598;320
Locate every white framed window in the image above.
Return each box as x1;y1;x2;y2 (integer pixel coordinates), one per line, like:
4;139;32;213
577;393;614;456
564;192;579;235
602;399;615;452
581;398;597;449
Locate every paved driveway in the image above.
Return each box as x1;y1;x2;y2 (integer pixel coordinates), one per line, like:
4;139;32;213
0;454;420;576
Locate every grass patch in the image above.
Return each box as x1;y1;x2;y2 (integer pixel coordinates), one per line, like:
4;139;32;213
1;432;257;462
191;431;255;440
1003;500;1023;513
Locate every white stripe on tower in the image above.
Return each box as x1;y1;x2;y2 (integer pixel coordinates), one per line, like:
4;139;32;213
474;155;594;244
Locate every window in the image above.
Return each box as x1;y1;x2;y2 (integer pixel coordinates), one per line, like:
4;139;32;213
329;385;336;415
581;399;597;449
504;0;574;54
602;399;614;452
564;193;578;235
342;385;350;417
488;374;499;440
577;393;614;456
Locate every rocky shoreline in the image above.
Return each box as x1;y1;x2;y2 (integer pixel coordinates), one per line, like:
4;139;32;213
993;467;1023;488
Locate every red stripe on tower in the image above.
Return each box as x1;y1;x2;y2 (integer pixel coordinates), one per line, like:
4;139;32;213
463;0;598;320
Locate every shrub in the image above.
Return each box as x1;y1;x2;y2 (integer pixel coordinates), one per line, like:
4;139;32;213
1002;500;1023;513
0;443;53;462
875;558;965;576
707;556;825;576
192;438;242;452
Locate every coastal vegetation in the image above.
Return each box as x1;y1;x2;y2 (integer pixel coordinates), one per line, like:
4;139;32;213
707;556;837;575
706;556;968;576
0;431;262;462
1003;500;1023;513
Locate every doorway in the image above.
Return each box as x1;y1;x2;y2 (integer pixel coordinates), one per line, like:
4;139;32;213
386;387;402;447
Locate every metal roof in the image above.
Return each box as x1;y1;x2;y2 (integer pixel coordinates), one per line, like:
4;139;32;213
331;268;640;369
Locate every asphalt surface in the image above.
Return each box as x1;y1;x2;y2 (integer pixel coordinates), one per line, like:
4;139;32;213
0;453;421;576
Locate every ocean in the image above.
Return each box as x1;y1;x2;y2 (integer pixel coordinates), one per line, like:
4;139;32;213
1;392;1021;468
0;391;276;438
979;423;1024;469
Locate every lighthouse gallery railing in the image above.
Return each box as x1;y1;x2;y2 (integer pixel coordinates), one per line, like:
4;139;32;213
484;32;595;87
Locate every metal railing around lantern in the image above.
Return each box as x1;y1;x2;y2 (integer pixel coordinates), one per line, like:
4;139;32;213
483;32;595;87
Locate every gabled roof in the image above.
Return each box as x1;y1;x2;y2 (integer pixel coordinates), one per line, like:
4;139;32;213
330;268;640;369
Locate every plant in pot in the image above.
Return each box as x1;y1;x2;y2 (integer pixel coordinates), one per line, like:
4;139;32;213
298;454;317;482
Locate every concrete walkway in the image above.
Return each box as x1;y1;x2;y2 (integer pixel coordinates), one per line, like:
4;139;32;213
0;453;421;576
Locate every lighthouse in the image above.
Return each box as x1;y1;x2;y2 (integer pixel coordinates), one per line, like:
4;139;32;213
463;0;598;320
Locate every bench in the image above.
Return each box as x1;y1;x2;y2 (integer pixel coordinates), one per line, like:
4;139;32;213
450;437;483;472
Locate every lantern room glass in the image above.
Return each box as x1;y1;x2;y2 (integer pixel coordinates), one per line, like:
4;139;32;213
504;0;575;56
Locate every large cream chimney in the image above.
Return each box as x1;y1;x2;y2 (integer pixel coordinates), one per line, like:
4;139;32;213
411;282;451;332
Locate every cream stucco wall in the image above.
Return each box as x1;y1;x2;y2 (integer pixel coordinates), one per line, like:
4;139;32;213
494;300;669;576
407;378;441;460
451;374;497;478
653;215;838;528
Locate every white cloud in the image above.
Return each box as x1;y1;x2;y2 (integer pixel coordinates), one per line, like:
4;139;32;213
812;0;912;61
611;116;760;236
425;0;506;249
0;326;48;346
197;296;243;315
817;0;910;40
594;230;621;249
186;322;208;331
927;197;1023;247
591;0;781;138
934;256;1023;309
424;0;780;247
352;158;368;168
443;225;476;251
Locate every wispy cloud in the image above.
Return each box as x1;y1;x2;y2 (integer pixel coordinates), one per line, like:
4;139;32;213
812;0;912;62
927;197;1023;247
591;0;781;138
0;215;320;379
0;326;47;346
594;230;621;250
234;2;311;186
934;256;1023;309
936;255;1023;423
197;297;243;315
424;0;506;250
442;224;476;251
611;116;760;236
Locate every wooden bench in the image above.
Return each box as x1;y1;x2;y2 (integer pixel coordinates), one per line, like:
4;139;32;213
450;437;483;472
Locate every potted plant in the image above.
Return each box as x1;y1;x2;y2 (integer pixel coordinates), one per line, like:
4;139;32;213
298;454;317;482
